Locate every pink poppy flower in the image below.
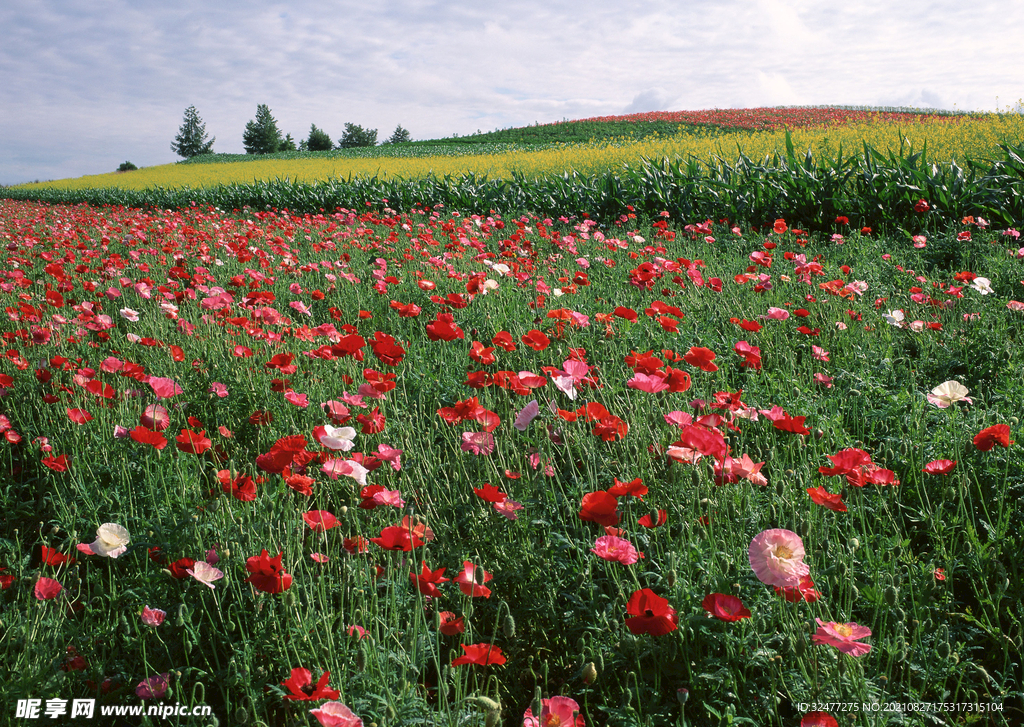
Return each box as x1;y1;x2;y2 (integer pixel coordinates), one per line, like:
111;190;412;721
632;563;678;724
147;377;182;399
208;382;229;398
811;618;872;656
766;307;790;320
187;561;224;589
811;346;830;362
748;529;810;588
591;535;641;565
285;391;309;408
310;702;365;727
34;577;62;600
461;431;495;455
375;443;403;471
513;400;541;431
523;696;584;727
136;673;171;699
493;499;524;520
321;459;369;486
140;606;166;627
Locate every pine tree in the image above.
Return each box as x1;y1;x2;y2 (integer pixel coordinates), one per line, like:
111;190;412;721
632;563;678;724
242;104;283;155
337;123;378;149
385;124;411;145
171;106;215;158
306;124;333;151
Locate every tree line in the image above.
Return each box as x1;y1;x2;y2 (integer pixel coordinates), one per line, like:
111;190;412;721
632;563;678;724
171;105;411;158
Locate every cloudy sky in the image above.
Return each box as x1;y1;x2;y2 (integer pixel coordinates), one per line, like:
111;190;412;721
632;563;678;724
2;0;1022;185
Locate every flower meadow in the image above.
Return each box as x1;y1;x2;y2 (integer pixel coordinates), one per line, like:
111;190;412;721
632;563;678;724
0;197;1021;727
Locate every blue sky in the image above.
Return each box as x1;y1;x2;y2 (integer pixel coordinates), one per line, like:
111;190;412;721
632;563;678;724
3;0;1022;185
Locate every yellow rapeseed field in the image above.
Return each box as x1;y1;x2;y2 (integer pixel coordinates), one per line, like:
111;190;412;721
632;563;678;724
24;114;1024;192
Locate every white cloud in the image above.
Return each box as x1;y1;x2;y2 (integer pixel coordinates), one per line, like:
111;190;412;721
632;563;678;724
2;0;1024;184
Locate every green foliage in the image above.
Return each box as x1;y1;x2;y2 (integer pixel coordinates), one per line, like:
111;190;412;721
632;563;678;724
116;161;137;172
170;105;215;158
306;124;333;151
384;124;412;145
242;104;283;155
279;133;297;152
338;123;378;149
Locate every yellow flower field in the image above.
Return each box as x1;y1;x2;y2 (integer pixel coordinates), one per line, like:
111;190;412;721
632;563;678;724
22;113;1024;192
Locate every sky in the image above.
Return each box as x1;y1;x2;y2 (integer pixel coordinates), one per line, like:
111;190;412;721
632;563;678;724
3;0;1023;186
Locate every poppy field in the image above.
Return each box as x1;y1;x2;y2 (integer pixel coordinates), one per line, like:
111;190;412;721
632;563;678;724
0;194;1022;727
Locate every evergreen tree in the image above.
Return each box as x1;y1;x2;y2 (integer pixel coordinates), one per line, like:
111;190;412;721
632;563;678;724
385;124;411;145
242;104;283;155
279;133;297;152
337;123;378;149
171;106;215;158
306;124;333;151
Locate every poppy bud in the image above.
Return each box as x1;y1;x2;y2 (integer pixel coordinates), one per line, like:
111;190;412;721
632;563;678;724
666;569;677;587
883;585;899;607
894;607;907;622
530;687;543;719
850;389;862;397
355;647;367;670
851;586;859;600
794;636;807;657
677;687;689;705
848;537;860;550
582;662;597;684
502;614;516;638
386;705;397;721
936;641;951;659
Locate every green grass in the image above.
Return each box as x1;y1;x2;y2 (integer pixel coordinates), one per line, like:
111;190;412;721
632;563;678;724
0;197;1021;726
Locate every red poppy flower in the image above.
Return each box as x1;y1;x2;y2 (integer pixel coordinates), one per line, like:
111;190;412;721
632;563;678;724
733;341;761;370
521;329;550;351
609;477;647;499
426;313;465;342
453;560;492;598
66;408;93;425
255;435;308;473
579;491;619;526
131;426;168;450
168;558;195;579
473;482;507;502
451;643;506;666
175;429;211;455
625;588;678;636
41;454;70;472
801;712;839;727
244;550;293;593
370;525;424;552
492;331;516;352
923;459;957;476
438;611;465;635
638;509;668;528
40;546;75;567
410;562;449;597
356;408;385;434
806;486;847;512
773;413;810;435
302;511;339;532
683;346;718;372
613;306;638;322
280;668;340;701
701;593;751;622
369;331;405;366
219;470;257;501
774;575;821;603
973;424;1013;451
468;341;496;365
